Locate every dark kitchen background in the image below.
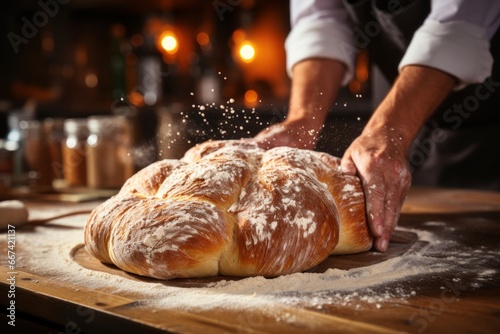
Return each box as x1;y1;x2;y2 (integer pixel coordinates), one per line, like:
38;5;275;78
0;0;382;193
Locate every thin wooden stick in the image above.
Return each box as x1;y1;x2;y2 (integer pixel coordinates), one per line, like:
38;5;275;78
28;210;94;225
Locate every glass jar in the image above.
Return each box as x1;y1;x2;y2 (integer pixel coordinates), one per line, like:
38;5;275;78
43;118;64;181
21;120;53;189
0;139;14;192
62;119;88;187
7;111;31;178
86;116;133;189
0;139;14;174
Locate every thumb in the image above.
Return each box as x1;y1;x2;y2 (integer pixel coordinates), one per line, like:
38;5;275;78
340;152;357;176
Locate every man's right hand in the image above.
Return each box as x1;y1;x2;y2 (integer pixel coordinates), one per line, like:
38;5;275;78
253;118;323;150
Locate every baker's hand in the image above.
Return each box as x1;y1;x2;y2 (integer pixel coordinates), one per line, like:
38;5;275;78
340;128;411;252
253;118;323;150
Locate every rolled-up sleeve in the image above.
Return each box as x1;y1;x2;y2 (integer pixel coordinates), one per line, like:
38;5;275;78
399;0;500;88
285;0;355;85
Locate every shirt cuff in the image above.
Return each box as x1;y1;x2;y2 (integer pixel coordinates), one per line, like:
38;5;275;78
399;19;493;90
285;18;355;86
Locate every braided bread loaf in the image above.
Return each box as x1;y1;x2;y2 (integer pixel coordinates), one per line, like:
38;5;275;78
84;140;372;279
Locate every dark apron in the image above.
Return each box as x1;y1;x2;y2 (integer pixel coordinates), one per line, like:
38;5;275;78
344;0;500;190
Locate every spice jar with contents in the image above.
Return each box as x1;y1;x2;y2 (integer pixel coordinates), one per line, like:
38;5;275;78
21;120;53;189
62;119;88;187
43;118;65;182
86;116;133;189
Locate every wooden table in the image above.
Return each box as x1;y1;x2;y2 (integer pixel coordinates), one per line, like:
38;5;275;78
1;186;500;333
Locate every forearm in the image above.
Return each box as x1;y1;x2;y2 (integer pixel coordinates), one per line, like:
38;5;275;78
341;65;456;252
364;65;457;153
287;58;346;129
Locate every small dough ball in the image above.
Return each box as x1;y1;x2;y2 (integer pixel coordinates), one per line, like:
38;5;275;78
0;200;29;229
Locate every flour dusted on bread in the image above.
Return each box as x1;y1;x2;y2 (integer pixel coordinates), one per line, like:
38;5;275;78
84;140;372;279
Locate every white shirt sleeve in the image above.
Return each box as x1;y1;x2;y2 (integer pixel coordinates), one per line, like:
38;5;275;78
399;0;500;88
285;0;355;85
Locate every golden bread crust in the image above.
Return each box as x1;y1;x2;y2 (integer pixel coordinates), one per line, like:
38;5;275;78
84;140;372;279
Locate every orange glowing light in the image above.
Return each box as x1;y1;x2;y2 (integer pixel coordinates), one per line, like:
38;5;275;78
232;29;246;44
129;91;144;107
159;31;178;54
244;89;258;107
239;42;255;63
85;73;98;88
197;32;210;46
349;80;362;94
356;50;369;82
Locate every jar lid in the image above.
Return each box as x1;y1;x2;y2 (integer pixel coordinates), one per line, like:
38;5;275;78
64;118;88;134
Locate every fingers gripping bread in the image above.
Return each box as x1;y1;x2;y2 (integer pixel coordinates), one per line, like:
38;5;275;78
84;140;372;279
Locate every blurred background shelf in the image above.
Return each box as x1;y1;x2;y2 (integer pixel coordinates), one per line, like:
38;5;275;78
0;0;377;196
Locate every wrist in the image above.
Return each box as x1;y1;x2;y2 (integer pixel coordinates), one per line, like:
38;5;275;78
364;65;456;154
363;114;416;154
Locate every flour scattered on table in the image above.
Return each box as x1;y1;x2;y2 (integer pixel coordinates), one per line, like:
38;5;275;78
11;214;500;313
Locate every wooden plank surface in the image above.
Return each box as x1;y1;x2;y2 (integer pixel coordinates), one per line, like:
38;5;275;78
402;186;500;214
0;268;404;334
1;186;500;333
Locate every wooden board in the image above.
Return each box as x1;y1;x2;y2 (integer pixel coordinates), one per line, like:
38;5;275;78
0;269;402;334
70;230;420;287
2;187;500;333
3;210;500;334
402;186;500;214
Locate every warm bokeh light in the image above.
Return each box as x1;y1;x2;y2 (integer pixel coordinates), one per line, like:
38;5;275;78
129;91;144;107
348;80;361;94
42;35;54;53
130;34;144;47
356;50;369;82
239;42;255;63
85;73;98;88
75;46;87;66
159;31;178;54
197;32;210;46
232;29;246;44
349;50;369;94
244;89;258;107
